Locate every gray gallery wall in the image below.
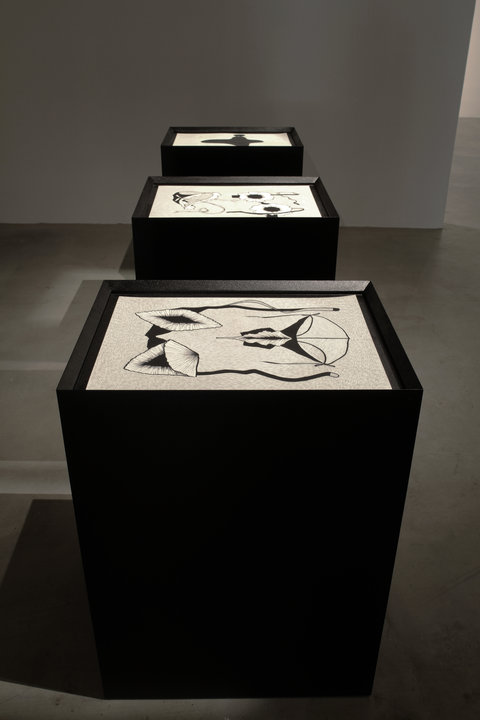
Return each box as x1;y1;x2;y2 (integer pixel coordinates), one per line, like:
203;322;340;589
0;0;476;226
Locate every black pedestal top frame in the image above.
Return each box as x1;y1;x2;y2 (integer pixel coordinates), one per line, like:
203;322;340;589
58;280;418;392
161;126;304;176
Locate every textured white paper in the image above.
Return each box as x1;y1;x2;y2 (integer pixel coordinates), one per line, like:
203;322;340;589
149;184;321;218
172;132;291;147
87;295;393;391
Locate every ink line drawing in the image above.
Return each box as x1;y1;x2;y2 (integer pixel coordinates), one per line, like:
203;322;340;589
201;134;263;146
172;191;225;214
125;299;350;383
172;190;304;216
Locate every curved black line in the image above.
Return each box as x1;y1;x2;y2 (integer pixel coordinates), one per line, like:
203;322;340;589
225;209;304;215
197;369;338;382
181;303;340;313
251;309;340;317
225;211;280;216
318;315;350;340
281;336;325;363
323;336;350;364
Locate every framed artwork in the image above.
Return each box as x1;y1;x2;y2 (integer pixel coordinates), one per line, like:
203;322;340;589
172;131;292;147
86;293;394;391
148;183;322;218
131;176;339;279
161;126;304;175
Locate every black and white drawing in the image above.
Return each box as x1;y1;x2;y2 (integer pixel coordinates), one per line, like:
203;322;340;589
171;190;305;216
200;134;263;146
149;184;322;218
125;299;349;383
86;295;393;391
172;132;292;147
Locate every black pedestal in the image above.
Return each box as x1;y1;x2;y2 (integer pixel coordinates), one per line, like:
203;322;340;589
161;126;304;176
132;177;339;280
57;280;422;699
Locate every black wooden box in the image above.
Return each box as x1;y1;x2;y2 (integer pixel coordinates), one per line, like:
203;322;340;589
57;279;422;699
132;176;339;280
161;126;304;176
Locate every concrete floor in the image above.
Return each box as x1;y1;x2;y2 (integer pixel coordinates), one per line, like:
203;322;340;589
0;118;479;719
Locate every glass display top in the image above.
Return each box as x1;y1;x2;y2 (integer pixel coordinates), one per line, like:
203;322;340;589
149;184;321;218
172;132;292;147
86;295;393;391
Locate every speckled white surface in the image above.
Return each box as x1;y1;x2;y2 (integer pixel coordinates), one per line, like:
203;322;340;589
148;184;321;218
86;295;392;391
172;132;291;146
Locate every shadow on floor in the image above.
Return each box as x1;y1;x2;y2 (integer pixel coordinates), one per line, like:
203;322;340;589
0;499;103;698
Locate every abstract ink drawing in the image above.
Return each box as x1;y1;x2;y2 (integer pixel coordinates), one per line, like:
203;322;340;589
172;191;225;214
172;132;292;148
125;299;349;383
149;184;321;219
201;134;263;146
172;190;304;216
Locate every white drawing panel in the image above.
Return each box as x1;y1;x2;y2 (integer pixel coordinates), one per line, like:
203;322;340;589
149;184;322;218
172;132;292;147
86;295;393;391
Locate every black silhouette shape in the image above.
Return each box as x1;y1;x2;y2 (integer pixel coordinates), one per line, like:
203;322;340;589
201;134;263;146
